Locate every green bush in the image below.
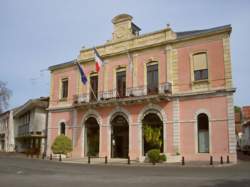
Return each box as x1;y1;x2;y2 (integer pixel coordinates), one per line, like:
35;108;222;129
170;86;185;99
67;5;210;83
147;149;160;164
159;154;167;162
51;135;73;155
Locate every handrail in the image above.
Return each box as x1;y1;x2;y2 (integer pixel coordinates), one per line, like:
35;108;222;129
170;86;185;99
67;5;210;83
74;82;172;104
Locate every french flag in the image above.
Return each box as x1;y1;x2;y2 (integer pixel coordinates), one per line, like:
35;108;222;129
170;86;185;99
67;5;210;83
94;48;104;72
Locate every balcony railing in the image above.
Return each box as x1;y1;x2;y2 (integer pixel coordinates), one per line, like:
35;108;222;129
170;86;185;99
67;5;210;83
74;82;171;104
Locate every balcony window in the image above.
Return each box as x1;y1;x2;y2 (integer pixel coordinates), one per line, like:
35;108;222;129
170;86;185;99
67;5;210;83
147;63;158;94
61;78;68;99
90;75;98;101
116;71;126;98
193;53;208;81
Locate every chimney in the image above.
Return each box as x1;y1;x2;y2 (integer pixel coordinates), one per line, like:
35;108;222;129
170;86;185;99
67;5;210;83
112;14;141;41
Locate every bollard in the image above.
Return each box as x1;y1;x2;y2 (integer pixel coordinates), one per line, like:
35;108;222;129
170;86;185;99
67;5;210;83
227;155;230;164
50;154;52;160
88;156;90;164
210;156;213;165
182;156;185;165
128;156;131;165
105;156;108;164
220;156;223;164
59;154;62;162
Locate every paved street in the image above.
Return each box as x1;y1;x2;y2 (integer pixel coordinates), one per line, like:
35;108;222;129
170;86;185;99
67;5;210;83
0;153;250;187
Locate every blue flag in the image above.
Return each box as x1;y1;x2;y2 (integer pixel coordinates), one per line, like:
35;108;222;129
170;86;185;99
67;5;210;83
76;62;87;85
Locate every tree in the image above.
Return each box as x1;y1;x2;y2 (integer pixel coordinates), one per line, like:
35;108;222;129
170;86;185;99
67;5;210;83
51;135;73;156
0;81;12;113
143;125;162;149
234;106;241;113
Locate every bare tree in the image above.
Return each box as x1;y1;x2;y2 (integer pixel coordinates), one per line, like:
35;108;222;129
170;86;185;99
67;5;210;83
0;81;12;113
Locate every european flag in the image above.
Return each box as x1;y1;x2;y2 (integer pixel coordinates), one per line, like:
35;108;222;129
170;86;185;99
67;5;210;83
76;62;87;85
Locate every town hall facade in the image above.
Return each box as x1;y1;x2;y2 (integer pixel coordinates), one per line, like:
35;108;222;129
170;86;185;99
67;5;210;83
47;14;236;162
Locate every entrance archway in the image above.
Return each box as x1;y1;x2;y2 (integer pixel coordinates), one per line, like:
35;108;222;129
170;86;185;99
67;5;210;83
84;117;99;156
142;113;163;155
111;115;129;158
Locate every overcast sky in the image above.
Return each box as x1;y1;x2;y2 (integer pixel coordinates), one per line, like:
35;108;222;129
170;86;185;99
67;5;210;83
0;0;249;109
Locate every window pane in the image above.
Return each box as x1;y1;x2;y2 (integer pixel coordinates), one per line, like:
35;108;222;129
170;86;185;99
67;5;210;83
116;71;126;97
194;69;208;81
147;64;158;94
62;79;68;98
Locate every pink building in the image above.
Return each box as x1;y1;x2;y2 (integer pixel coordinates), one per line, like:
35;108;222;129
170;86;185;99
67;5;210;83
47;14;236;162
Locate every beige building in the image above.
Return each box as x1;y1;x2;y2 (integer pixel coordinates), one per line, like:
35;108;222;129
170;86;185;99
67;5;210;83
0;109;15;152
14;97;49;155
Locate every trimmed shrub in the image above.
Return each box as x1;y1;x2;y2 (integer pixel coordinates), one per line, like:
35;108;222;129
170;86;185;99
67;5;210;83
51;135;73;155
147;149;160;164
159;154;167;162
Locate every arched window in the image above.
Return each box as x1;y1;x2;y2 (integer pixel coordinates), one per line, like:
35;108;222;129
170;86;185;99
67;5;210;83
197;113;209;153
193;53;208;81
60;122;66;135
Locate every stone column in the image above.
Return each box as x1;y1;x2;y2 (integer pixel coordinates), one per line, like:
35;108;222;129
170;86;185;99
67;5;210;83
227;95;236;153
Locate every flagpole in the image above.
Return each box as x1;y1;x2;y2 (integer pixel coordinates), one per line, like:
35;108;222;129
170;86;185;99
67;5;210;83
89;81;98;101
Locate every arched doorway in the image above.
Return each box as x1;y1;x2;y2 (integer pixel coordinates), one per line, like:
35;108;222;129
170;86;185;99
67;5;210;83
84;117;99;156
111;115;129;158
197;113;209;153
142;113;163;155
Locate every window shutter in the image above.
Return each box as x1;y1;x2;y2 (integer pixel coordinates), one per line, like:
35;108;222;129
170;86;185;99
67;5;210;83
193;53;207;70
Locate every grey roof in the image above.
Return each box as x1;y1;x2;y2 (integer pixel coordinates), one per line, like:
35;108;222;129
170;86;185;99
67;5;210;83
48;60;76;71
176;25;231;38
13;97;49;117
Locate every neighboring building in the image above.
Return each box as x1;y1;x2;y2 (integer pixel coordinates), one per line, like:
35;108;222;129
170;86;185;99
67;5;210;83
0;110;15;152
47;14;236;162
241;106;250;150
14;97;49;155
235;109;242;150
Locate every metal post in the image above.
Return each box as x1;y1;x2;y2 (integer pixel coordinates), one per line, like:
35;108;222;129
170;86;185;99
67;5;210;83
128;156;130;165
220;156;223;164
210;156;213;165
105;156;108;164
88;156;90;164
182;156;185;165
227;155;230;163
50;154;52;160
59;154;62;162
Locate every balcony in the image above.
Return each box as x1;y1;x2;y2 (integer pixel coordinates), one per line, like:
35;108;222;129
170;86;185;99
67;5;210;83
18;123;29;137
74;82;171;107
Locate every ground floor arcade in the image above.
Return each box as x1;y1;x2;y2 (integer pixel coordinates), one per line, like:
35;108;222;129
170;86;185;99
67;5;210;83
47;95;237;162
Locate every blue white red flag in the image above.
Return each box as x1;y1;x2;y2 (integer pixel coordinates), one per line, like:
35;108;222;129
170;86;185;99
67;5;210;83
94;48;104;72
